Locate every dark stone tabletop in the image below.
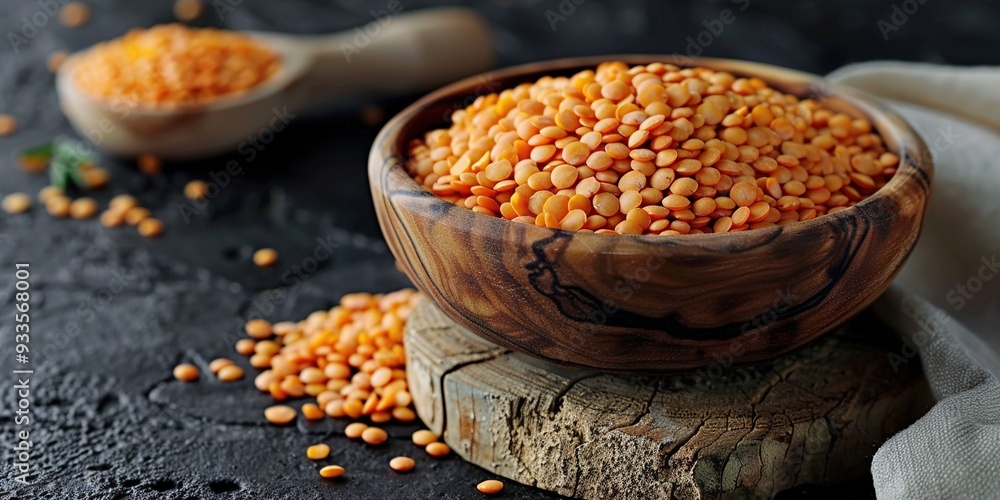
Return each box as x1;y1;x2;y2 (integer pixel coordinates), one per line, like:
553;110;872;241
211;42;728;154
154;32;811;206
0;1;994;498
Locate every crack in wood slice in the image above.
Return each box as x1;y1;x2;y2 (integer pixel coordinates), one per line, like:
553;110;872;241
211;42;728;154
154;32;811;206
405;300;934;499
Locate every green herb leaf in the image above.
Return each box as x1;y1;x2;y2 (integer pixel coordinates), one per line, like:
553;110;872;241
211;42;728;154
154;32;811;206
49;136;93;191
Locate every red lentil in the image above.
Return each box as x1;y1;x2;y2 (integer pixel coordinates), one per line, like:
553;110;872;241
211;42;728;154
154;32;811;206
234;339;256;356
124;207;151;225
138;155;162;175
412;430;438;447
69;198;98;219
361;426;388;445
345;422;368;439
306;443;330;460
301;403;324;421
0;115;17;136
46;196;71;218
264;405;296;425
217;365;244;382
173;0;204;21
209;358;234;373
252;248;278;268
406;62;897;235
2;193;32;214
59;2;90;28
82;166;110;189
173;363;199;382
237;290;421;430
389;456;416;472
477;480;504;495
319;465;345;479
73;24;280;107
245;319;272;339
110;194;139;211
426;442;451;458
100;210;125;228
184;180;209;200
138;218;164;238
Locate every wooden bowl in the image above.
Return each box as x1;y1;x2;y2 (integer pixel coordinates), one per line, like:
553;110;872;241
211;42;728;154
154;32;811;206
369;56;933;372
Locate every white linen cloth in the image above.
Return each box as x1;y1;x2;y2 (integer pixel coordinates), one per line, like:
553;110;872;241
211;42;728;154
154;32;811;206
828;62;1000;500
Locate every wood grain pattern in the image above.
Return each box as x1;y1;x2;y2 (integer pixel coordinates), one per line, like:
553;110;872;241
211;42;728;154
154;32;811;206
370;56;934;371
406;299;934;500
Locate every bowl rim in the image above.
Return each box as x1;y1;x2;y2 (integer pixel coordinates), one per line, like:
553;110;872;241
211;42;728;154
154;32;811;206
370;54;932;251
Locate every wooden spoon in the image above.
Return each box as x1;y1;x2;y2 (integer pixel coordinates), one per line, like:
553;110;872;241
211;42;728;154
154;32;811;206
56;7;493;159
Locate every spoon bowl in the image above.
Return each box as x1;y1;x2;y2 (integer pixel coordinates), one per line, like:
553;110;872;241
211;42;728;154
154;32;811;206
370;55;934;372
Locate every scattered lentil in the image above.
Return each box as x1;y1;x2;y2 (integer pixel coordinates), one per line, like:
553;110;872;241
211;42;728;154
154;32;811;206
306;443;330;460
361;426;388;445
124;207;151;225
254;371;274;392
0;115;16;136
389;456;415;472
69;197;98;219
110;194;139;211
425;442;451;458
209;358;235;374
245;319;273;339
391;407;416;422
83;166;110;189
173;363;199;382
184;180;209;200
2;193;32;214
319;465;345;479
173;0;204;21
138;154;162;175
477;480;504;495
59;2;90;28
39;186;64;203
236;289;421;428
235;339;257;356
412;430;438;447
138;218;164;238
46;196;71;218
345;422;368;439
217;365;244;382
209;290;431;488
301;403;324;421
406;62;897;235
252;248;279;268
264;405;296;425
100;210;125;228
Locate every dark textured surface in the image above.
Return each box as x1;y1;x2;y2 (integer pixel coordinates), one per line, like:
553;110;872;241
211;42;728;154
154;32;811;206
0;0;991;498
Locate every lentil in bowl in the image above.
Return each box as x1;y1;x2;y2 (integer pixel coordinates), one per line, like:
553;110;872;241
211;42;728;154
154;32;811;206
370;56;932;371
405;60;898;236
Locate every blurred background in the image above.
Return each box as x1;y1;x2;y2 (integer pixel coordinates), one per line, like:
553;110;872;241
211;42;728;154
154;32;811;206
5;0;999;75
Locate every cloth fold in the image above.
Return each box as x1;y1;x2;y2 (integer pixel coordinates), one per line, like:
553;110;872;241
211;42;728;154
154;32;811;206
828;62;1000;500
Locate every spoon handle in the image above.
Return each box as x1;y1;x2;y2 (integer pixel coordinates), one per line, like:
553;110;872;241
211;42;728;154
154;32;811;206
291;7;494;109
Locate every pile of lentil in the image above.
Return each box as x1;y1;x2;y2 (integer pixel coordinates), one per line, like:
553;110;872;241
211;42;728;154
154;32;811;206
221;288;510;484
73;24;280;107
241;289;422;426
406;61;899;235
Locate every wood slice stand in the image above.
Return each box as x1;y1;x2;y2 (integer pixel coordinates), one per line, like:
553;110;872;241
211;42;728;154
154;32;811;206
406;300;934;499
